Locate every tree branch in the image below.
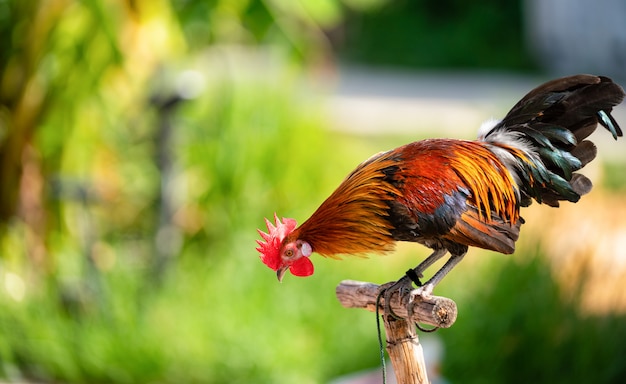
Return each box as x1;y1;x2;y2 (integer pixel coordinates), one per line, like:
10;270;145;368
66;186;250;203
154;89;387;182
335;280;457;328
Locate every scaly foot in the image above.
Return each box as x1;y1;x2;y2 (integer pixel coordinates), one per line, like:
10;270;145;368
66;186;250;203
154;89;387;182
412;282;434;299
378;275;416;319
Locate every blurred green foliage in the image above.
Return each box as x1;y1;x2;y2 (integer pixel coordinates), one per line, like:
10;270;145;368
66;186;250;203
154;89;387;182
337;0;535;70
441;252;626;383
0;0;624;383
602;162;626;192
0;0;400;382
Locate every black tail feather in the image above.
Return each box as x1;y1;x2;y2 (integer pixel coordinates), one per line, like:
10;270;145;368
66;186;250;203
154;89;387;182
569;140;597;168
598;110;623;139
484;74;624;207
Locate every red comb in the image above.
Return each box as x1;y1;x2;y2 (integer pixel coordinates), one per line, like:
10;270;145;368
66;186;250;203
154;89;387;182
256;213;297;271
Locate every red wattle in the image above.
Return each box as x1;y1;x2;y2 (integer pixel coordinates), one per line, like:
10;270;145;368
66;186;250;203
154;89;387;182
289;257;314;277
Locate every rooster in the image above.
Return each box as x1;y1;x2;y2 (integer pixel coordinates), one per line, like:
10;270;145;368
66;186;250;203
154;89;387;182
256;74;624;298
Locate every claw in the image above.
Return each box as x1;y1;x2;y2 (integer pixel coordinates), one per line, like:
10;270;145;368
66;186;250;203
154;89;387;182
379;277;440;333
378;276;415;320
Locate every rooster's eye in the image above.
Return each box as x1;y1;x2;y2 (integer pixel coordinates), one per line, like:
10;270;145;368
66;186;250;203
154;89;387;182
284;249;294;258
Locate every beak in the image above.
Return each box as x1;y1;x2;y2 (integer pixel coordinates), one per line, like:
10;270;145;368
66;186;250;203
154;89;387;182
276;266;288;282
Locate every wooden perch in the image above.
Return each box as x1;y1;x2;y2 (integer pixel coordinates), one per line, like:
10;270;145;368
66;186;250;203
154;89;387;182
336;280;459;384
384;315;428;384
335;280;457;328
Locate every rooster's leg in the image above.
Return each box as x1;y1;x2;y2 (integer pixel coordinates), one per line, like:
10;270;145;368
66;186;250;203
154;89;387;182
380;248;447;318
415;251;466;298
409;248;448;281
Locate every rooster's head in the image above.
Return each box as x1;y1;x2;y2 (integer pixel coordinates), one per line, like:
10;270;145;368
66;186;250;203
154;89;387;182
256;214;313;281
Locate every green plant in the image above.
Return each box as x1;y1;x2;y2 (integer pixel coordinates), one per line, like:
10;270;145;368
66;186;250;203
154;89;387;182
440;250;626;383
338;0;535;70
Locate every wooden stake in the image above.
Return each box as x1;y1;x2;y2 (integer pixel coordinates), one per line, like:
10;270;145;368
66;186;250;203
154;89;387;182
384;314;428;384
336;280;458;384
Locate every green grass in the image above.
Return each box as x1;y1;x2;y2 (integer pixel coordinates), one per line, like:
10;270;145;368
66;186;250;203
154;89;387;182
7;1;615;382
2;68;626;382
1;41;624;384
440;249;626;383
0;63;395;383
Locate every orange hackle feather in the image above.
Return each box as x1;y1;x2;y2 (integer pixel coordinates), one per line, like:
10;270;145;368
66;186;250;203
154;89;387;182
447;141;519;223
286;139;521;258
286;151;402;258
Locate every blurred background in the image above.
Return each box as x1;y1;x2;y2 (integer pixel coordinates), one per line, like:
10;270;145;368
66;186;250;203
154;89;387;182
1;0;625;383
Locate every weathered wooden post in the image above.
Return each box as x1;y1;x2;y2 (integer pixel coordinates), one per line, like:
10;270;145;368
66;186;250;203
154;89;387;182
336;280;457;384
